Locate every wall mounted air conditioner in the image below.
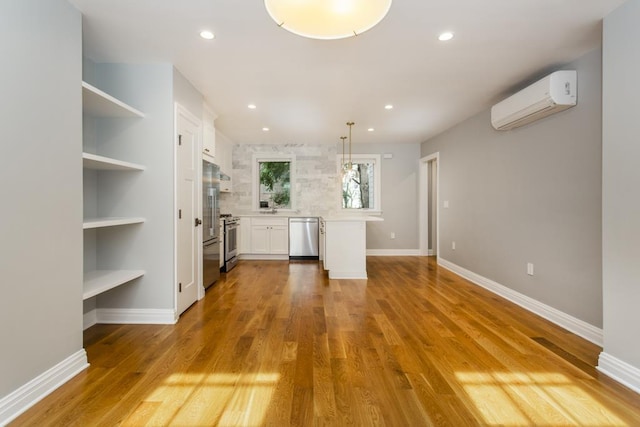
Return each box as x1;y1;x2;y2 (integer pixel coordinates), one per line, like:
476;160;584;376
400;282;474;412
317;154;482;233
491;70;577;130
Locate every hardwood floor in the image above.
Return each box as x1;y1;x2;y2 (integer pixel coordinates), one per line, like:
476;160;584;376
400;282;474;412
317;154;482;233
12;257;640;426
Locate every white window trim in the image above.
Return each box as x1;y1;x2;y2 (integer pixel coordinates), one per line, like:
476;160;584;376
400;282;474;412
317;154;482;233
336;154;382;214
253;153;297;212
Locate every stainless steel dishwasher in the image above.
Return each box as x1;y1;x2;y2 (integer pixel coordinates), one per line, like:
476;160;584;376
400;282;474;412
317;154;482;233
289;217;319;259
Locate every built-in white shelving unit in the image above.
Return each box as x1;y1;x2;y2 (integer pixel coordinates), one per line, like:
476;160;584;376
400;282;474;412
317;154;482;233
83;270;146;300
82;81;144;118
82;80;145;300
82;153;145;171
83;217;146;229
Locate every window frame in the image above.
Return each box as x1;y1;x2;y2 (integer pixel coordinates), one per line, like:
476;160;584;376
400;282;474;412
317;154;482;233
253;153;296;212
336;153;382;214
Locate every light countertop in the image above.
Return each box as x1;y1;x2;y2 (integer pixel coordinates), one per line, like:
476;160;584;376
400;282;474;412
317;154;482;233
234;213;383;222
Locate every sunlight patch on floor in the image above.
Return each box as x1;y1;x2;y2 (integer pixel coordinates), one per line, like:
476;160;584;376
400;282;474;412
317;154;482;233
139;372;280;426
455;371;627;426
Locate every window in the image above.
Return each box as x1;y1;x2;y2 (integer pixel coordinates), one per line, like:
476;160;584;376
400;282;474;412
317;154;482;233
253;154;296;210
338;154;381;212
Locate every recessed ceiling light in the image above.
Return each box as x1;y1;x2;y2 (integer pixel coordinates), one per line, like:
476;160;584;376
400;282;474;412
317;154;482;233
368;128;375;132
248;104;257;109
438;32;454;41
200;30;215;40
262;127;270;132
384;104;394;110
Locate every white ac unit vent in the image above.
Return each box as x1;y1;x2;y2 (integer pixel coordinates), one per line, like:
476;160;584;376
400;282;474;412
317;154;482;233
491;70;577;131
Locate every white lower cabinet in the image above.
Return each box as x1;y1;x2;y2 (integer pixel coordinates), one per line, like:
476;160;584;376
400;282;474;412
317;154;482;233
269;225;289;254
250;226;270;254
248;217;289;255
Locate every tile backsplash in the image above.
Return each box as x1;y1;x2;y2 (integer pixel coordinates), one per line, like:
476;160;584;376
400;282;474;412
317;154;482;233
221;143;340;217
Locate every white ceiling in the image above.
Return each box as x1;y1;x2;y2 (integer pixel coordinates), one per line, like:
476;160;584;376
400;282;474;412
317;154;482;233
68;0;625;145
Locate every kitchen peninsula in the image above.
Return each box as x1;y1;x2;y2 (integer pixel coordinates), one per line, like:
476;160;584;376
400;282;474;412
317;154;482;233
236;214;383;279
322;216;383;279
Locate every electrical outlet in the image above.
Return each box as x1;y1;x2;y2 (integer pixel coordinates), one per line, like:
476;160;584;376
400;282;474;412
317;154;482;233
390;232;396;239
527;263;534;276
452;241;456;250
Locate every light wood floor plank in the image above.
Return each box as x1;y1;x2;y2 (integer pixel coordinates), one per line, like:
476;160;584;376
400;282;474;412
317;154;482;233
11;257;640;426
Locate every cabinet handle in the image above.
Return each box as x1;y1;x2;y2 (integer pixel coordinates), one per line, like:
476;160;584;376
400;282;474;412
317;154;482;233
204;148;210;152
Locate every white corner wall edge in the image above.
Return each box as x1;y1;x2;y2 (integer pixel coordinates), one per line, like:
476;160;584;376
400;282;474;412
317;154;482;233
438;257;603;346
366;249;421;256
96;308;178;325
0;350;88;426
597;352;640;394
83;309;98;330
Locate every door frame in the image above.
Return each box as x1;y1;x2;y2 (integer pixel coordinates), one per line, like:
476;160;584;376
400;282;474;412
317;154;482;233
419;153;440;257
174;103;203;317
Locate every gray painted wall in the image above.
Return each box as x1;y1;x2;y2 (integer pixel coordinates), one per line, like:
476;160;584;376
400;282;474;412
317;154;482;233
421;49;603;327
173;68;204;119
602;0;640;368
0;0;83;396
350;143;421;251
223;142;420;251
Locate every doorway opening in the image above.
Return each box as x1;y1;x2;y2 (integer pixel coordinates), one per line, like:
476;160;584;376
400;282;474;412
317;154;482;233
419;153;439;257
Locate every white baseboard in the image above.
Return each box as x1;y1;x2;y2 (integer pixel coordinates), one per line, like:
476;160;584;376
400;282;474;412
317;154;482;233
83;309;97;330
597;352;640;394
366;249;420;256
96;308;177;325
438;257;603;346
0;350;88;426
328;271;367;279
428;249;435;256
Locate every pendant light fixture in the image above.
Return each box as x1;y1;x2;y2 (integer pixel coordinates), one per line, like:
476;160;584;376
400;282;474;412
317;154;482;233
346;121;354;170
264;0;393;40
340;136;348;170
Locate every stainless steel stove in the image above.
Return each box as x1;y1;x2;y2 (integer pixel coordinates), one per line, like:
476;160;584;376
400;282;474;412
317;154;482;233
221;214;239;272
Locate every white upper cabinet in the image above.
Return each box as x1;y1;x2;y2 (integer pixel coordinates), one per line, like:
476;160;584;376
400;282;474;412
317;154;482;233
216;130;233;192
203;121;216;159
202;104;216;160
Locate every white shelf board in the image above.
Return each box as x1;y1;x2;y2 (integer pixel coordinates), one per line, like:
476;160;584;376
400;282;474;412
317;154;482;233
83;269;145;300
83;217;146;229
82;152;145;171
82;81;145;118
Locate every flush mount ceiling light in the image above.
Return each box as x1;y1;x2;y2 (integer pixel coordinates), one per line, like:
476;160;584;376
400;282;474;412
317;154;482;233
264;0;393;40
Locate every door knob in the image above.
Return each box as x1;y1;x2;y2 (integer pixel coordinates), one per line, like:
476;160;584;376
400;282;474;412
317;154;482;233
195;218;202;227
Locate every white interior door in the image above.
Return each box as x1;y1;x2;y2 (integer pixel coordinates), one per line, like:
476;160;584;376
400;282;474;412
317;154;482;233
176;104;200;316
